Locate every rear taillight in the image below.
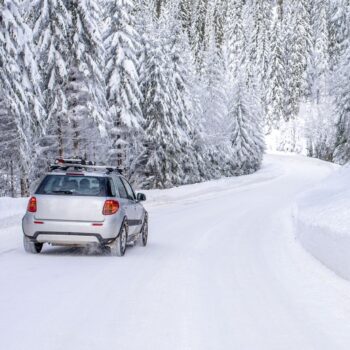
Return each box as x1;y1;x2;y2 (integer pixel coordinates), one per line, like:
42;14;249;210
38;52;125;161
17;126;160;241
103;200;119;215
27;197;37;213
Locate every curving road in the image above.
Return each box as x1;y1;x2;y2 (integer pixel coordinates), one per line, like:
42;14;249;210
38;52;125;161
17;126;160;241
1;154;350;350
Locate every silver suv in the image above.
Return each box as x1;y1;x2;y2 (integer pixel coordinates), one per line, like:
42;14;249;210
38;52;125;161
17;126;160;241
22;159;148;256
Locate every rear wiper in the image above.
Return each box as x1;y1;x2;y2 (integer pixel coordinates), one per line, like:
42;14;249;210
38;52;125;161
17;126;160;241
52;190;74;195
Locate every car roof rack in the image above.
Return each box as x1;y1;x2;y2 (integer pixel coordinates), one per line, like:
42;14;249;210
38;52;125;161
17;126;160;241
54;157;95;166
49;158;123;175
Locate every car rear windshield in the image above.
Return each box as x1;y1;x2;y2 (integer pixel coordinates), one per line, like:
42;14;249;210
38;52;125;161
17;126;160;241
35;175;115;197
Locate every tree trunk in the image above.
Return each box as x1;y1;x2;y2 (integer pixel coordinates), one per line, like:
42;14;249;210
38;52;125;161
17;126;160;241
73;120;79;157
57;114;63;158
20;171;29;197
155;0;163;18
10;160;15;198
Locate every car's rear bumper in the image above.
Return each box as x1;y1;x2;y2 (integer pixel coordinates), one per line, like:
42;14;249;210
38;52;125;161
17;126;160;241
25;232;115;246
22;213;124;246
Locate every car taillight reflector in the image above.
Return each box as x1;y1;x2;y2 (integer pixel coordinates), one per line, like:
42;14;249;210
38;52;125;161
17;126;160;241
27;197;37;213
103;200;119;215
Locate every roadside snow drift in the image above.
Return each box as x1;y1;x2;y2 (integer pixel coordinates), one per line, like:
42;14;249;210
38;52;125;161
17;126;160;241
296;165;350;280
0;197;26;219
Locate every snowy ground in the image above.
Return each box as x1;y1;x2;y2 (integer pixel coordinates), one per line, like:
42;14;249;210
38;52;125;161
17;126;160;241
1;153;350;350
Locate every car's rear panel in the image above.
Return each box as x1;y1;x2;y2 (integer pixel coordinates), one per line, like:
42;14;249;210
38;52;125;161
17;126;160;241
22;173;125;246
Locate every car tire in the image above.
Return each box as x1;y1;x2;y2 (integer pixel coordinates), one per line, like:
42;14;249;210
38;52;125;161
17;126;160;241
110;223;128;257
23;236;43;254
137;217;148;247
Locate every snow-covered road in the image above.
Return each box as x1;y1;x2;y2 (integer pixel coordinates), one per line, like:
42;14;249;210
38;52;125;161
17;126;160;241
1;154;350;350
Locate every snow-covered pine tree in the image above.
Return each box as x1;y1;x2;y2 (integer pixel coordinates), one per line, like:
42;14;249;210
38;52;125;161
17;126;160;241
166;1;204;184
29;0;71;177
328;0;350;73
178;0;192;38
308;0;330;103
65;0;110;161
276;0;313;153
327;0;350;163
104;0;143;174
188;83;208;181
168;0;228;73
283;0;312;121
200;27;233;178
191;0;209;67
0;0;44;196
212;0;228;48
225;0;246;81
248;0;272;105
333;58;350;164
304;0;335;161
129;0;154;180
133;5;202;189
228;69;265;175
332;1;350;164
132;19;179;188
265;0;285;132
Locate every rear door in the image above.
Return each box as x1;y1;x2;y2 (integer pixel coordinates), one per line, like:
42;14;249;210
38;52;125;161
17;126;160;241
120;177;143;233
127;181;144;224
114;176;138;234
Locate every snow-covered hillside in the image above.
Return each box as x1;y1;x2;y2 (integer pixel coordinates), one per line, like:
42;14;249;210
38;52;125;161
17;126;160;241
1;154;350;350
296;165;350;280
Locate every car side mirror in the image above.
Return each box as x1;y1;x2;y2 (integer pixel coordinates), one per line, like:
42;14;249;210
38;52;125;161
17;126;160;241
136;193;146;201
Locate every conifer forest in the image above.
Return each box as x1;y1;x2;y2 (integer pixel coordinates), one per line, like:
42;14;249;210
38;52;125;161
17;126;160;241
0;0;349;196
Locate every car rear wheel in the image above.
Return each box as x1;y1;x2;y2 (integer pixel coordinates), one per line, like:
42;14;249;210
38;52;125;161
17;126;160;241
110;224;127;257
137;217;148;247
23;236;43;254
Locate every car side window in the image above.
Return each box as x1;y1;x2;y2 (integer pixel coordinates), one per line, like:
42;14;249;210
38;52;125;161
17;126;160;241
121;178;136;200
107;178;116;197
114;176;128;199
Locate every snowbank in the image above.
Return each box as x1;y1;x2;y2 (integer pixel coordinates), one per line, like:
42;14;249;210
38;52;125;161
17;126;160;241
0;197;27;219
295;165;350;280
